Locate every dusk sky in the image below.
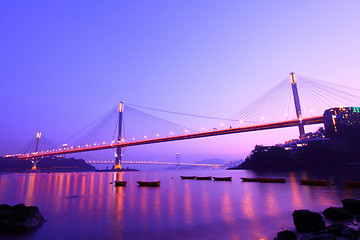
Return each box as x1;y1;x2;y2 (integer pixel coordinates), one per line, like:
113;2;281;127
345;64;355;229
1;1;360;162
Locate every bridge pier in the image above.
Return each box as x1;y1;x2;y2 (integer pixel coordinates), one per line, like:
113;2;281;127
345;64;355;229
115;102;124;170
290;73;305;137
31;158;39;171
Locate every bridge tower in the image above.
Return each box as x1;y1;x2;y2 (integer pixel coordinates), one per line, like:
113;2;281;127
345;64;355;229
290;72;305;137
175;152;180;169
115;102;124;169
35;132;41;153
32;131;41;170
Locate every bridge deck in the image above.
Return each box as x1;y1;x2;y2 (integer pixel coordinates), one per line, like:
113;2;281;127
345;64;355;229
16;116;323;159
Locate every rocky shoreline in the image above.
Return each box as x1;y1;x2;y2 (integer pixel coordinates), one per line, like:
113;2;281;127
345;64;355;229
275;199;360;240
0;204;45;232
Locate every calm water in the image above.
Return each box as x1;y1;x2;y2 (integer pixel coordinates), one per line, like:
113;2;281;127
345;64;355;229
1;168;360;240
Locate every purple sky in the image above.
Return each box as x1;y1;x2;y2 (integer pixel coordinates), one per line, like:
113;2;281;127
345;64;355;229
1;1;360;162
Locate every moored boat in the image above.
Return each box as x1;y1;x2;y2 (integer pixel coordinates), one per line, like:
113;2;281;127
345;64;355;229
114;181;127;186
241;177;264;182
240;177;286;183
299;179;330;186
195;176;212;180
260;178;286;183
181;176;196;179
213;177;232;181
343;180;360;187
137;181;160;187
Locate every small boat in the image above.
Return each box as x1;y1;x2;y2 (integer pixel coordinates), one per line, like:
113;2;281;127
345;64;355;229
343;180;360;187
181;176;196;179
195;176;212;180
260;178;286;183
114;181;127;186
213;177;232;181
241;177;264;182
137;181;160;187
299;179;330;186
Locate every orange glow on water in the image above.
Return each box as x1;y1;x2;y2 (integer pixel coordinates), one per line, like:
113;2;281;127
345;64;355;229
289;172;305;209
184;181;193;224
221;189;234;223
241;184;255;220
200;183;210;223
264;186;279;216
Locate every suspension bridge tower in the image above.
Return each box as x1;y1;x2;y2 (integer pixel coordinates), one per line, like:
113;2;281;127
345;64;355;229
290;72;305;137
115;102;124;170
31;132;41;170
35;132;41;153
176;152;180;165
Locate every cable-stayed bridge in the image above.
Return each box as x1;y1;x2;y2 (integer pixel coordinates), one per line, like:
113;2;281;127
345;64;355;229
7;73;360;169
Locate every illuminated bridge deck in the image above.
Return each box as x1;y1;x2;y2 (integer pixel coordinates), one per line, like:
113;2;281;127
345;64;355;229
16;116;323;159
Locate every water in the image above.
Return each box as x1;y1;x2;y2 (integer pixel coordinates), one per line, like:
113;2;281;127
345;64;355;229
1;168;360;240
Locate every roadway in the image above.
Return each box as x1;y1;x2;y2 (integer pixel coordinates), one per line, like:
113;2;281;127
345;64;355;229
16;116;323;159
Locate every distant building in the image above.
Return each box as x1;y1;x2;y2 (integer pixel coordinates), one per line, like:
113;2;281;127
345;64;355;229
324;107;360;138
280;128;330;152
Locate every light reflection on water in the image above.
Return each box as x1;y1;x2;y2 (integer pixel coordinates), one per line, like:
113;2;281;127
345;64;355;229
0;169;360;240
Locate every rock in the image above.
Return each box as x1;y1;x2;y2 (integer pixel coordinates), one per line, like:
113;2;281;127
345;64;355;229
321;224;347;236
342;199;360;215
0;204;45;232
341;227;359;240
323;207;354;220
311;234;336;240
293;210;326;233
298;233;314;240
276;230;296;240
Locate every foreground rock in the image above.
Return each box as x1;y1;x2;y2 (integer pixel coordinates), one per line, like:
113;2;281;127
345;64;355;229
342;199;360;215
323;207;354;220
275;230;296;240
277;224;360;240
293;210;326;233
0;204;45;232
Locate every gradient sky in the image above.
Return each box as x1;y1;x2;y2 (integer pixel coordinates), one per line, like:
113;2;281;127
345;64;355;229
1;1;360;162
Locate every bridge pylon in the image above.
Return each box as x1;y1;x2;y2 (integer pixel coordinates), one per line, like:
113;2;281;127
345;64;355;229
175;152;180;168
115;102;124;169
35;132;41;153
31;132;42;170
290;73;305;137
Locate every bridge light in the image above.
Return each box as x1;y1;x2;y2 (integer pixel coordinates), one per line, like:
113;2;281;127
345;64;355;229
119;102;124;113
144;136;147;139
220;123;224;126
156;134;159;137
290;72;296;84
36;132;41;139
132;137;135;140
310;109;313;113
261;117;265;120
185;129;188;133
285;113;288;116
170;132;173;135
103;142;106;144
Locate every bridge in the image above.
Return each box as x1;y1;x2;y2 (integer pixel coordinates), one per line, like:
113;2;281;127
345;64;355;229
6;73;360;169
86;160;221;168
